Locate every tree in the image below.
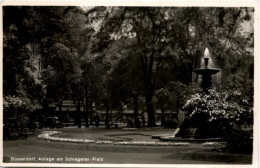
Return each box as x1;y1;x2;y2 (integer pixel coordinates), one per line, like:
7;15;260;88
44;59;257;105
3;6;93;128
94;53;115;126
107;48;144;127
86;7;175;126
3;7;36;97
4;6;252;129
85;7;253;127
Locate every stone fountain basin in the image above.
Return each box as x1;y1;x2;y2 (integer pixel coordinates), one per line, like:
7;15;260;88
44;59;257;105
152;134;174;139
152;128;180;139
152;128;223;142
193;68;220;75
159;136;223;142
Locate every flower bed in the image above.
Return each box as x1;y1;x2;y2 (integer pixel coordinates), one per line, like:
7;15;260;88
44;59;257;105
95;140;113;144
202;142;225;147
37;131;95;143
114;141;190;146
38;131;190;146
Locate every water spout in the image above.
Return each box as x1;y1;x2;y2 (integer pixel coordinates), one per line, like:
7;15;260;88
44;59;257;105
200;47;214;68
204;47;210;58
203;48;210;68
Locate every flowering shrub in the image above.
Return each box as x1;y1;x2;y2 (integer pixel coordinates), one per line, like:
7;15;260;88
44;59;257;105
3;95;31;118
183;88;253;125
182;87;253;152
3;95;33;140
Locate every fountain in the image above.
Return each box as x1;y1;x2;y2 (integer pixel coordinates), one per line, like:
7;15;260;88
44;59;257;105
194;48;220;92
152;48;221;141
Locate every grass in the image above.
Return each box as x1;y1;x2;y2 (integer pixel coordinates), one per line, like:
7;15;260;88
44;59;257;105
3;127;253;164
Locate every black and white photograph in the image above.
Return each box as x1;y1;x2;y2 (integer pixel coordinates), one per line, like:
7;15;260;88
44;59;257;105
1;0;258;167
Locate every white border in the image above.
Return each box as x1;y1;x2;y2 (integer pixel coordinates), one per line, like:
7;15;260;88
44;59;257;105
0;0;258;7
0;0;259;168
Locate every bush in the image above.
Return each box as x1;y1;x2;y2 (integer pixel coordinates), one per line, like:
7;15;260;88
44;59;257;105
182;86;253;153
183;88;253;135
183;88;253;124
3;95;32;140
3;96;31;117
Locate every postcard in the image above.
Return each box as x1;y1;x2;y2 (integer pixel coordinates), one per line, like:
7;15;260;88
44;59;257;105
1;0;259;167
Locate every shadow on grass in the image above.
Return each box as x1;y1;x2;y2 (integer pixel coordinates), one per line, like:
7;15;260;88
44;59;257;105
106;133;150;141
164;150;252;164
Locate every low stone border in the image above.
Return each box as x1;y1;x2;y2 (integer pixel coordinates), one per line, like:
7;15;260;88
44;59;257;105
37;131;190;146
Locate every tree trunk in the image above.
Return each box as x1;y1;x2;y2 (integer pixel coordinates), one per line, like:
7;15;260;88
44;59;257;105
104;100;109;126
140;101;145;127
133;93;139;127
77;99;81;128
161;106;165;126
85;105;89;127
176;94;180;122
59;100;62;121
145;94;156;127
85;89;89;127
59;100;62;114
89;102;93;125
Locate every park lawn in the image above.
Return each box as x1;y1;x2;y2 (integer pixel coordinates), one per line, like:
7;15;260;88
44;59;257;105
3;127;252;164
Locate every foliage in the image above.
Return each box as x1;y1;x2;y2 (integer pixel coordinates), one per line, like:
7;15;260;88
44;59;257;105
3;95;31;116
183;87;253;125
85;7;253;127
3;6;89;102
3;6;254;129
181;82;253;141
3;6;93;129
155;82;200;111
3;95;32;140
